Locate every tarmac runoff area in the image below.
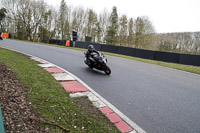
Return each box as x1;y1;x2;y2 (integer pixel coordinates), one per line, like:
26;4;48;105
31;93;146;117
30;56;146;133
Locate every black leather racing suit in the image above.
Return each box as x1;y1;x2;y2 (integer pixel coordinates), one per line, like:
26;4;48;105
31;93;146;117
85;50;100;66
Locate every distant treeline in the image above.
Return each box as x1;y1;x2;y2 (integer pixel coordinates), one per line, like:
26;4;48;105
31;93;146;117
0;0;199;54
156;32;200;54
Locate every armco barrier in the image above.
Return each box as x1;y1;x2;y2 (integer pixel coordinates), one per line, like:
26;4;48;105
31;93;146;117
155;51;180;63
179;54;200;66
0;105;5;133
101;44;118;53
117;46;135;56
134;48;155;60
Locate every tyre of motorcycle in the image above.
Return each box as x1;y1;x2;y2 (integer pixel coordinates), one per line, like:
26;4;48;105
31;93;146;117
104;66;111;75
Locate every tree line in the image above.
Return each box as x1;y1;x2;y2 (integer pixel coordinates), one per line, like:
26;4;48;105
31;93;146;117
0;0;199;54
157;32;200;54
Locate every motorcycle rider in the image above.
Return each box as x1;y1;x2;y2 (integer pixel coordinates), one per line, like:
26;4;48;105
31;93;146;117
85;45;100;67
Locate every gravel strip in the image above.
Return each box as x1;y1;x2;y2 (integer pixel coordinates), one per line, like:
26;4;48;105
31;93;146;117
0;63;46;133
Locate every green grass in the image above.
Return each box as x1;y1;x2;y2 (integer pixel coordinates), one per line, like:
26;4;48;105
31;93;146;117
11;38;200;74
0;48;120;133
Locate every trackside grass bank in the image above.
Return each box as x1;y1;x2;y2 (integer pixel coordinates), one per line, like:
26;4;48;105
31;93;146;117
12;39;200;75
0;48;120;133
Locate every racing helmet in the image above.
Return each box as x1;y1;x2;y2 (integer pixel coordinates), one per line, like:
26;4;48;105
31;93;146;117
88;45;95;52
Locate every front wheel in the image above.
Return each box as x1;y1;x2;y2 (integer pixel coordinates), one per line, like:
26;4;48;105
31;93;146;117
104;66;111;75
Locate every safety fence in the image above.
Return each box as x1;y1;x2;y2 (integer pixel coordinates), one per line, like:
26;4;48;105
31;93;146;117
41;39;200;66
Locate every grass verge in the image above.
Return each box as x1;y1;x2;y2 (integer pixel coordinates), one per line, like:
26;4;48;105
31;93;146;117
13;38;200;75
0;48;120;133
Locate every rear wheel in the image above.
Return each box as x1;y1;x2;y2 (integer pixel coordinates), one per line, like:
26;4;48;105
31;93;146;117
104;66;111;75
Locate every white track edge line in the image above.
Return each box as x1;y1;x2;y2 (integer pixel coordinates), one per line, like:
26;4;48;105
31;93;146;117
0;46;146;133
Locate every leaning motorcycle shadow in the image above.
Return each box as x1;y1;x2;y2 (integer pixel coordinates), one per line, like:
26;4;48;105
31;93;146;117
83;67;111;76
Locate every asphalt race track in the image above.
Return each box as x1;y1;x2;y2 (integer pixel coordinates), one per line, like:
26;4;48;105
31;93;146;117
1;39;200;133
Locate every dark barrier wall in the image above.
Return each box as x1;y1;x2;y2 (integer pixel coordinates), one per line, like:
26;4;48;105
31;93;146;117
8;33;12;38
58;40;62;45
179;54;200;66
43;40;200;66
101;44;118;53
134;48;155;60
56;40;61;45
154;51;180;63
48;39;53;44
74;41;87;48
59;40;66;46
70;41;73;47
41;39;49;43
45;40;49;43
63;40;67;46
49;39;56;44
117;46;135;56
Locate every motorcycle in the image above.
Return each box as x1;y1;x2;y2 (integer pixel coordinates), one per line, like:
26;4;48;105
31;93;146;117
84;52;111;75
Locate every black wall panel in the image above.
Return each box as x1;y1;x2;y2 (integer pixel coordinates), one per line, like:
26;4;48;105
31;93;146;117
134;48;155;60
60;40;66;46
179;54;200;66
51;39;55;44
74;41;87;49
56;40;61;45
49;39;53;44
8;33;12;38
155;51;180;63
70;41;73;47
101;44;118;53
117;46;135;56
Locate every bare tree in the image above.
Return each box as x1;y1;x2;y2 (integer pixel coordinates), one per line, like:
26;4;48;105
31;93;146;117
119;15;128;45
59;0;67;39
99;9;110;43
71;6;85;40
127;18;134;47
133;16;156;49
